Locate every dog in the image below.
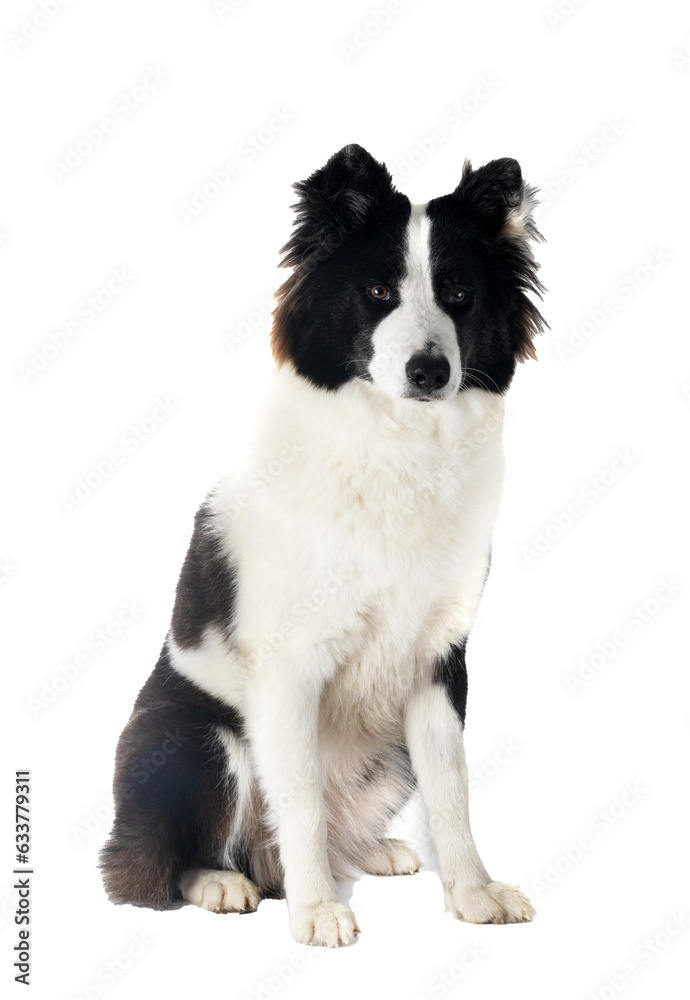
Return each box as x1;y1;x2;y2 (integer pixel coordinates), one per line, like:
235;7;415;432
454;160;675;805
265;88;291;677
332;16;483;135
101;144;546;947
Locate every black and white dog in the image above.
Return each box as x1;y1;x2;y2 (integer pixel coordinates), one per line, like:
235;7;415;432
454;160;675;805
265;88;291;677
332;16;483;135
101;144;546;947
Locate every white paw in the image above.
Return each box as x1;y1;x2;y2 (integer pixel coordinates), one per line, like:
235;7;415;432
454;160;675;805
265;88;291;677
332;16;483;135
179;869;261;914
290;900;360;947
362;838;422;876
445;880;536;924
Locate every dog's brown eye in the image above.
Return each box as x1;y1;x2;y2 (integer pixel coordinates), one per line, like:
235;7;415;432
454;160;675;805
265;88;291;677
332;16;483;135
367;284;390;301
442;281;469;305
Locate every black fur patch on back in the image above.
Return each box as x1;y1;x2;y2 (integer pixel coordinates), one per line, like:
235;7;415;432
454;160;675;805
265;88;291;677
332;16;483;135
171;502;237;649
433;639;468;726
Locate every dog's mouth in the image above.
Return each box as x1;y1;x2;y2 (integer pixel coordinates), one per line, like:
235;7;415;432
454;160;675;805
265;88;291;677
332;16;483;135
403;383;456;403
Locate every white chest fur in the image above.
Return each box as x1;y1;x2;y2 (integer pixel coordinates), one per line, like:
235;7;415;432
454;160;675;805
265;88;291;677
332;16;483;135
170;369;507;735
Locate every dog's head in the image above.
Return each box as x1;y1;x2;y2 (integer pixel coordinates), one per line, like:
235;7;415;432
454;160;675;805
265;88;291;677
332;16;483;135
271;144;545;400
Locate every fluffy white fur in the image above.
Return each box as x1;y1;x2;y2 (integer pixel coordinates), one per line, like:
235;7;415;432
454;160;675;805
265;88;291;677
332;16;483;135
500;183;540;243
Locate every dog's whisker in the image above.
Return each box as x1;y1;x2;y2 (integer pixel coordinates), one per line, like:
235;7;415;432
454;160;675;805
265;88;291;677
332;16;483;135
461;367;502;393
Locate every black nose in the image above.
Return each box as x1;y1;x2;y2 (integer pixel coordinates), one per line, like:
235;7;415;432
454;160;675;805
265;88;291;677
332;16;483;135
405;352;450;392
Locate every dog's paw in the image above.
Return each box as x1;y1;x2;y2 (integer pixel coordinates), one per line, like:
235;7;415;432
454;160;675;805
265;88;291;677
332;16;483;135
445;880;535;924
179;869;261;914
289;900;360;947
361;838;422;876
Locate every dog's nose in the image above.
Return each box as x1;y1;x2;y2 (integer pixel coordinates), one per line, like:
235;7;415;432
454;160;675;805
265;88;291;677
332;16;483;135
405;352;450;392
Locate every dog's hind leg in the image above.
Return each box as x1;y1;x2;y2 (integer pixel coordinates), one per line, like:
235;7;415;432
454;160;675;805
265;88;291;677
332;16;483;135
359;838;422;876
100;646;265;910
179;869;261;913
323;739;419;880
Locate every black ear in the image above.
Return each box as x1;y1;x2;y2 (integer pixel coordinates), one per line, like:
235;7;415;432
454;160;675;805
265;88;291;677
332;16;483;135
280;144;404;268
452;158;546;362
455;157;541;243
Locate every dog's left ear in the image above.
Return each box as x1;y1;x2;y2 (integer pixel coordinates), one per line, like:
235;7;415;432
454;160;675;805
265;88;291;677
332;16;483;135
454;157;541;245
280;144;404;268
455;158;546;361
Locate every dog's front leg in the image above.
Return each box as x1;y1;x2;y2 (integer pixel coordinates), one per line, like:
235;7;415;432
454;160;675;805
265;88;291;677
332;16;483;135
405;661;535;924
246;666;360;947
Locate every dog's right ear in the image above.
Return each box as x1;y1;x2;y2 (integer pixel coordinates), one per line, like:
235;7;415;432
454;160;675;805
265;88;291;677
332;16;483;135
280;144;404;268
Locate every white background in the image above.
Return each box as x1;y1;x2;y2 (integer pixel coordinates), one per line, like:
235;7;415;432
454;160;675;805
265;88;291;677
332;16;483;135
2;0;689;997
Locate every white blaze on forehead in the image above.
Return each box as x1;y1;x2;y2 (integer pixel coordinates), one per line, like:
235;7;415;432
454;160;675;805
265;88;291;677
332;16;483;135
367;203;462;399
405;203;436;324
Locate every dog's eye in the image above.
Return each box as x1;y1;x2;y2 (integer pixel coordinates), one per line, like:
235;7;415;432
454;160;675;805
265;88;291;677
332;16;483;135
441;280;470;305
367;284;390;301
